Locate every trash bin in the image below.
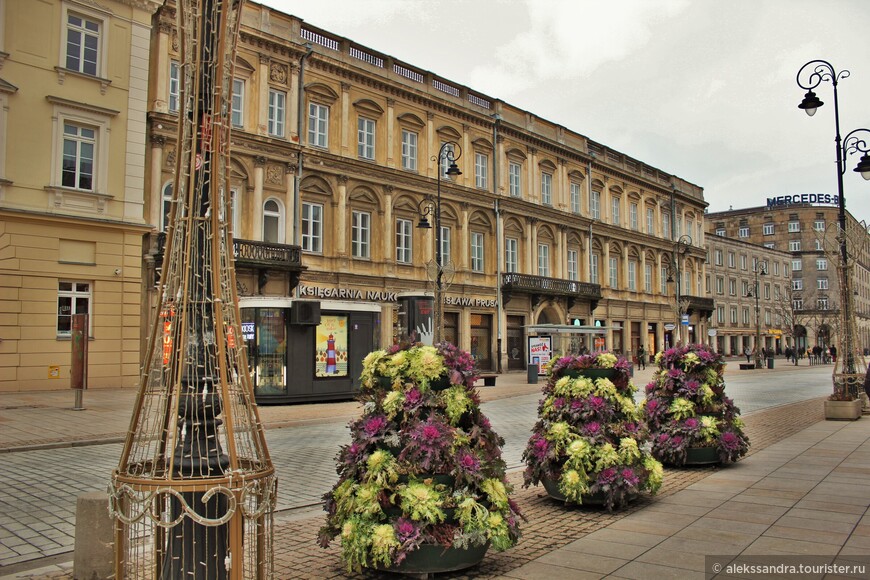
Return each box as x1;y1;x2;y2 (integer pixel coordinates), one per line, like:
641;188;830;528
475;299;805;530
527;363;539;384
767;357;774;369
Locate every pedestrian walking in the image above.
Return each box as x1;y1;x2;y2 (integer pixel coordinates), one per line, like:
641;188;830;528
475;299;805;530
637;345;647;370
744;347;752;363
830;344;837;363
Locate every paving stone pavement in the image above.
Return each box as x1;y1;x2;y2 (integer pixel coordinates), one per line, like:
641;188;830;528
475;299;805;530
0;359;861;578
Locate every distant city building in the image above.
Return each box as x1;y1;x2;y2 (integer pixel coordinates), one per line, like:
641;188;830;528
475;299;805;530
707;203;870;354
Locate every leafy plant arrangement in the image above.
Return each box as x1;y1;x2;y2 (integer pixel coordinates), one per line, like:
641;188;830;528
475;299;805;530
522;351;663;511
319;341;522;573
643;344;750;466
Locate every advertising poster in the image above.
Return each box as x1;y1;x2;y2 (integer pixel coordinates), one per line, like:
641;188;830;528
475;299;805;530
315;314;348;377
528;335;552;375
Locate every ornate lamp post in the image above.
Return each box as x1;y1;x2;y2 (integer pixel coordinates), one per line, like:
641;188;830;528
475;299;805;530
417;141;462;343
796;60;870;392
746;265;767;369
666;235;693;346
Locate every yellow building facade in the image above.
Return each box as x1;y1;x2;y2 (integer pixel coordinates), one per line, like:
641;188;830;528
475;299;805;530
142;1;710;404
0;0;162;392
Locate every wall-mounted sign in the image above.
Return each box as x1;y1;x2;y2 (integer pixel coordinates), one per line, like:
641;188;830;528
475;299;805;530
708;328;718;337
442;296;497;308
664;323;676;331
48;365;60;379
298;284;495;308
766;193;839;208
528;335;551;376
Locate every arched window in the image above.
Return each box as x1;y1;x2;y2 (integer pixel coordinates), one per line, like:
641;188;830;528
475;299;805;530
161;182;173;231
263;198;283;243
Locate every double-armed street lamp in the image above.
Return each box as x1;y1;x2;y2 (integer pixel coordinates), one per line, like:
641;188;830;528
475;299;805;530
666;234;693;346
745;265;767;369
417;141;462;343
796;60;870;388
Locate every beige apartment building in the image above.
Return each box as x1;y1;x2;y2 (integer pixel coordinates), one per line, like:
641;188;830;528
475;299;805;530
0;0;162;392
141;1;711;403
703;233;793;356
707;203;870;354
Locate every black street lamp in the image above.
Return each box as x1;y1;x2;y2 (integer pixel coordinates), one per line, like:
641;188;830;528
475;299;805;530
796;60;870;386
417;141;461;343
666;234;692;346
745;265;767;369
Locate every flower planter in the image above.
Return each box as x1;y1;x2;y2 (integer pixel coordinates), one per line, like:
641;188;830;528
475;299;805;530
540;476;615;506
430;374;453;391
381;542;489;574
824;399;862;421
566;368;617;380
684;446;720;466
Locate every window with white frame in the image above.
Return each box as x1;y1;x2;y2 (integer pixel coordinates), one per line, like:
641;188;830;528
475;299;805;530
676;217;683;237
729;278;736;295
717;305;725;324
738;226;749;238
714;249;723;266
728;252;735;268
357;117;375;160
773;261;779;276
764;242;775;249
474;153;488;189
730;307;738;324
590;191;601;220
301;202;323;253
793;298;803;310
628;260;637;291
660;266;668;294
591;253;599;284
789;240;801;252
743;307;750;325
784;263;789;276
686;219;694;239
741;280;749;296
509;162;521;197
792;259;802;271
774;285;781;299
818;277;828;290
663;213;671;238
268;89;285;137
630;203;638;231
396;218;412;263
351;211;371;258
647;207;654;234
231;78;244;128
230;188;242;237
567;250;578;281
763;223;774;235
263;199;283;243
505;238;518;273
716;276;724;294
792;279;803;291
765;310;771;325
611;197;620;225
814;239;822;251
440;226;451;265
65;13;100;76
161;183;173;231
169;61;180;113
401;130;417;171
439;143;456;176
62;122;96;191
541;172;552;205
645;263;652;293
739;254;746;270
818;296;829;310
816;258;827;271
308;102;329;147
537;244;550;277
715;227;725;236
471;232;484;272
764;284;770;300
814;219;825;231
609;256;618;288
57;281;92;336
788;221;800;232
570;183;581;214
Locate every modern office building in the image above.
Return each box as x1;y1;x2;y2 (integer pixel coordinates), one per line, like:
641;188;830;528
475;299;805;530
0;0;162;392
707;202;870;354
141;1;711;403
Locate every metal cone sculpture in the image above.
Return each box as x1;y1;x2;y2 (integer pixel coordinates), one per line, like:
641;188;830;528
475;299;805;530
110;1;276;578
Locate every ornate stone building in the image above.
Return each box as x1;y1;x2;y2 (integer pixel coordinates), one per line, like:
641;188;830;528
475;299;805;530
707;203;870;354
142;1;711;402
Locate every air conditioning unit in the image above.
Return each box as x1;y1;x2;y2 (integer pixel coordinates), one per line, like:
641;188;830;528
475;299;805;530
290;301;321;325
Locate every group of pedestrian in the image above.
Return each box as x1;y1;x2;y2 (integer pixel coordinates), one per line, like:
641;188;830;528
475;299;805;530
783;344;837;365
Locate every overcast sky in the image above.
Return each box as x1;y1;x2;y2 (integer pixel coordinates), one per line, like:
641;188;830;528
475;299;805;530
260;0;870;223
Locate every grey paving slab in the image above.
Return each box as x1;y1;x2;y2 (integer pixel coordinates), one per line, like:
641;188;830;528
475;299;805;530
561;537;651;560
537;550;629;574
499;560;606;580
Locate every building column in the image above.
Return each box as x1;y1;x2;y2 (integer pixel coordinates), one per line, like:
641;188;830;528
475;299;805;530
252;156;266;240
285;161;296;244
337;175;348;256
555;226;565;279
603;243;611;289
459;202;469;272
383;185;393;263
340;82;350;155
288;62;300;140
527;148;537;205
526;218;536;275
257;55;270;135
153;22;171;113
148;135;165;228
426;112;435;179
386;98;395;168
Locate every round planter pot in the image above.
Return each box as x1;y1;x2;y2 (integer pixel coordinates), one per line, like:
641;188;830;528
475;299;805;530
380;542;489;575
540;476;609;506
683;445;720;466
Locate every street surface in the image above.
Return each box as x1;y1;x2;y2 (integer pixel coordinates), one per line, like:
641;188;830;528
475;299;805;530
0;362;835;573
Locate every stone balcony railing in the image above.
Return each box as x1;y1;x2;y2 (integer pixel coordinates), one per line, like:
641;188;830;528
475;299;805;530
501;273;602;310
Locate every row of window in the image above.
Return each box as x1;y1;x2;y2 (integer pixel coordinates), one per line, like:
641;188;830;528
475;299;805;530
710;250;788;276
715;219;826;238
715;305;779;326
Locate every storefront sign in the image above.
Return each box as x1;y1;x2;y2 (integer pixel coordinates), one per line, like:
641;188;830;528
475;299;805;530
664;323;676;331
528;335;552;375
443;296;497;308
298;285;398;302
766;193;839;208
242;322;255;341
